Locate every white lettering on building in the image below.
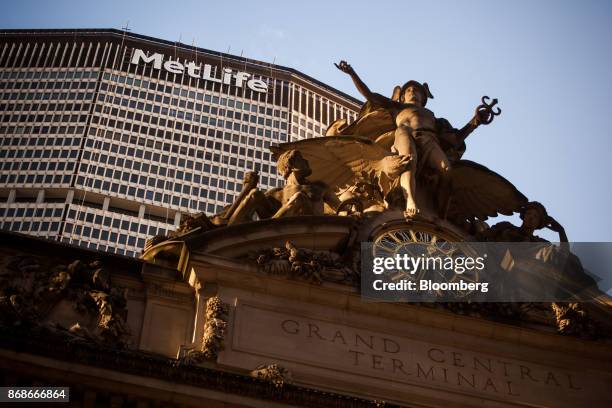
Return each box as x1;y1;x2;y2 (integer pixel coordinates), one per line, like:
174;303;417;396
131;48;268;93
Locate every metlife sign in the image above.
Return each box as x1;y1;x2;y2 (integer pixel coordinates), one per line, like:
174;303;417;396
130;49;268;93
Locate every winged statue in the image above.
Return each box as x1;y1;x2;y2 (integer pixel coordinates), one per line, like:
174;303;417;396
271;60;527;232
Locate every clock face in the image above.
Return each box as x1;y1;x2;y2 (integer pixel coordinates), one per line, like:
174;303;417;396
372;225;482;300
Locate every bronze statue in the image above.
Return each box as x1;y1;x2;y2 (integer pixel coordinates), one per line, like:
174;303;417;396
212;171;260;225
478;201;567;243
150;62;527;246
145;153;346;244
226;149;342;223
479;201;601;332
334;60;496;216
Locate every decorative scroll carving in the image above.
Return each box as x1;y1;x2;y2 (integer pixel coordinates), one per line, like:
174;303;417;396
202;296;229;359
251;363;292;388
182;296;229;364
551;302;601;339
251;241;357;285
0;257;131;347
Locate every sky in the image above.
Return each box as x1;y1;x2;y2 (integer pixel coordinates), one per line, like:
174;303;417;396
1;0;611;242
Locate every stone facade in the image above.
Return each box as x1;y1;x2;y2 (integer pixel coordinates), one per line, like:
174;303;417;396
1;211;611;407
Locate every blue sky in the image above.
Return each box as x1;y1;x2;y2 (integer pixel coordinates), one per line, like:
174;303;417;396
2;0;612;241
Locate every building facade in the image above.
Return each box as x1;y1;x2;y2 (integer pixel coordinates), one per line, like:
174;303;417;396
2;213;611;407
0;29;361;257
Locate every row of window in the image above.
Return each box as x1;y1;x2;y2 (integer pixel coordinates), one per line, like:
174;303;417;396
64;223;147;251
83;135;205;166
97;89;287;130
0;79;97;90
73;176;227;212
66;208;170;235
0;220;60;233
84;133;276;175
83;129;282;178
0;148;79;159
1;69;99;80
60;237;140;258
94;124;276;155
1;112;89;123
80;152;281;193
0;173;72;185
102;75;287;119
0;91;95;101
1;160;76;172
0;206;63;218
0;126;86;137
78;162;278;201
0;102;91;113
0;135;82;147
94;94;283;137
90;123;275;155
92;106;287;141
79;154;278;187
80;154;280;196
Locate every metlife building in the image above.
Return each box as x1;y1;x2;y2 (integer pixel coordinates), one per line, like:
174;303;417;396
0;29;360;257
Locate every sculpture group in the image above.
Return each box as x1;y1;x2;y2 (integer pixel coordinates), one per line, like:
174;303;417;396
139;61;608;339
157;60;569;245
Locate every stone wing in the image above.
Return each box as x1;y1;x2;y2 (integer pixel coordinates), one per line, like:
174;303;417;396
326;99;397;144
270;136;395;192
447;160;528;221
391;85;401;102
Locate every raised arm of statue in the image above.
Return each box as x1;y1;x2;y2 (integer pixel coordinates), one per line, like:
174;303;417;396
335;60;391;108
456;108;487;143
456;96;502;143
546;216;569;244
335;60;372;99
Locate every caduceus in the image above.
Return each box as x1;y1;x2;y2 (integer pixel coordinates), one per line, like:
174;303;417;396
475;96;502;125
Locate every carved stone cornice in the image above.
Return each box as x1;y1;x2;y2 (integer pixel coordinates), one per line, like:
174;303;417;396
250;363;292;388
0;325;403;408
